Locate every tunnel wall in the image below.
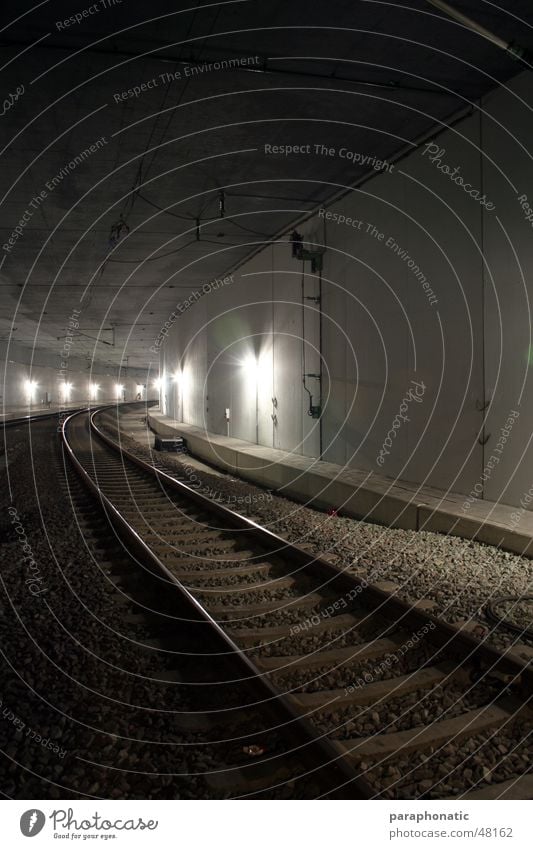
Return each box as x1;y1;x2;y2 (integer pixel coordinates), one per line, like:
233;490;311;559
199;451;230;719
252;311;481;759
161;71;533;508
0;341;152;408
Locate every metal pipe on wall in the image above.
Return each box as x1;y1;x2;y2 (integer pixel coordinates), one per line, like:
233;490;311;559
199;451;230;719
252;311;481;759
425;0;531;64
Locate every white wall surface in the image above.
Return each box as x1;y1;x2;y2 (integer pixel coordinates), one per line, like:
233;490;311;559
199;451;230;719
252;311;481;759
162;71;533;510
1;341;152;408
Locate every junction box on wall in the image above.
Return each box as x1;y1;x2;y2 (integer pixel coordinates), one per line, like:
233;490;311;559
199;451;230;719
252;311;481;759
290;229;325;272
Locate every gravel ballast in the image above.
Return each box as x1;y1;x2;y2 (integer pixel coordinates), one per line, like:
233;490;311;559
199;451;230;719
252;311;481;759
81;410;533;800
0;419;321;799
114;413;533;650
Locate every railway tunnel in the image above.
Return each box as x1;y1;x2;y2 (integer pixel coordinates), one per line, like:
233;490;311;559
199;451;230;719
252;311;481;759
1;0;533;819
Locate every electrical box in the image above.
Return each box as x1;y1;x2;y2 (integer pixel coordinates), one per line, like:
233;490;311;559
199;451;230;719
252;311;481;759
154;436;187;453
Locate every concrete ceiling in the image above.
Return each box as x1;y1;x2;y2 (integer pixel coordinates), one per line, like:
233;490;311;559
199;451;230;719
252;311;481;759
1;0;532;369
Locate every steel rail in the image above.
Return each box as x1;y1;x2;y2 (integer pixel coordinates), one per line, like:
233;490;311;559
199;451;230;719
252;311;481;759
1;406;89;428
62;404;373;799
89;404;533;693
486;596;533;642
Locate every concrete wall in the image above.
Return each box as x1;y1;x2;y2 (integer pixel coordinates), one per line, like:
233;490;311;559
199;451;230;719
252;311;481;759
481;73;533;509
1;341;153;409
161;70;533;509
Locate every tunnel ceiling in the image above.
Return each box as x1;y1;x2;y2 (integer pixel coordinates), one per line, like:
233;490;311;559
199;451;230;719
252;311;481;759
1;0;533;369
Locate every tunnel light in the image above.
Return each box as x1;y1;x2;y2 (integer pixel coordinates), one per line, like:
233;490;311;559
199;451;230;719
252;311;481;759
60;382;73;401
89;383;99;400
24;379;38;402
115;384;124;399
240;355;260;401
241;353;271;382
172;370;186;389
240;354;259;379
176;367;191;398
153;377;163;390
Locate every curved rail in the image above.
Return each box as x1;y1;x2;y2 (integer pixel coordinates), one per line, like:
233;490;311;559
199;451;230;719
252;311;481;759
88;405;533;689
486;596;533;642
62;404;370;798
61;402;533;799
1;406;89;428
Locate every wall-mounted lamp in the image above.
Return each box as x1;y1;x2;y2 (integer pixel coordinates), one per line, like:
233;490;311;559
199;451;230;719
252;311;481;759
60;382;73;401
240;354;259;380
24;379;38;403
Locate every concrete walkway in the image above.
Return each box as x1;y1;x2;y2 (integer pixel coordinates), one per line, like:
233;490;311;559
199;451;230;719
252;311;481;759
147;410;533;558
119;408;225;478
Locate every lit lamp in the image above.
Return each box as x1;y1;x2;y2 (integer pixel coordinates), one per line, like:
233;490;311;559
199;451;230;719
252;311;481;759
240;354;260;443
153;375;165;412
60;382;73;403
24;379;38;406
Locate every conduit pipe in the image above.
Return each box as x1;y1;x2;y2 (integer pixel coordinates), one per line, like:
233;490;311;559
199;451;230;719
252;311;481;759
425;0;532;65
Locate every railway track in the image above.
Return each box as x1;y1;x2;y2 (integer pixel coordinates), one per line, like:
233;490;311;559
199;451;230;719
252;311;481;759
1;407;88;428
2;411;323;799
58;451;324;799
0;407;87;460
62;404;533;800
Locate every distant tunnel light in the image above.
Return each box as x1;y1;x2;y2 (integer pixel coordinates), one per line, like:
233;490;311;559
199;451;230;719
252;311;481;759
89;382;99;400
60;382;73;401
153;377;163;390
24;379;38;402
172;370;187;389
115;383;124;399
